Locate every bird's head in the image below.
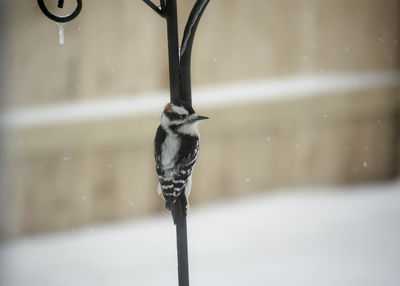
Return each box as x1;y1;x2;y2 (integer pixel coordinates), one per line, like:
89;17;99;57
161;102;208;134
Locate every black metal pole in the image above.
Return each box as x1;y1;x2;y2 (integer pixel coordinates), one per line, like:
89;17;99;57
36;2;211;286
164;0;181;105
175;198;189;286
144;2;210;286
179;0;211;106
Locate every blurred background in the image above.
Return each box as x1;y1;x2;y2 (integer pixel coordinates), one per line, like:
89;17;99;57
0;0;399;285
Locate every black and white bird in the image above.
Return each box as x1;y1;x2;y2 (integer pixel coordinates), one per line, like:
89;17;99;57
154;102;208;224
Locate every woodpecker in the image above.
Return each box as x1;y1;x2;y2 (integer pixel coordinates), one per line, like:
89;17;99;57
154;102;208;224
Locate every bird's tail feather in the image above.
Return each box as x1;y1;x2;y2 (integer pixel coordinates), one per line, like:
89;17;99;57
170;195;187;225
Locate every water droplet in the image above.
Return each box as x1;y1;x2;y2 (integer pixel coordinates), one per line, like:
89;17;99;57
82;195;88;200
323;114;328;118
107;163;113;168
129;201;135;207
379;38;384;42
212;58;217;62
244;178;251;183
363;146;369;151
344;47;350;52
111;68;115;72
377;119;382;124
345;146;350;151
303;55;309;60
56;23;66;45
363;162;368;167
63;156;72;161
267;136;272;142
319;69;325;72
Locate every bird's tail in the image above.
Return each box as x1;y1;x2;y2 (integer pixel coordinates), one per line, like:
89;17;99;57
170;195;187;225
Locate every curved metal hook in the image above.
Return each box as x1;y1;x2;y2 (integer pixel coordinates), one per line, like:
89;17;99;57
37;0;82;23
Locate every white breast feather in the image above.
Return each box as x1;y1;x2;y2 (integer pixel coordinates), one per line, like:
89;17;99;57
161;133;180;170
177;122;200;136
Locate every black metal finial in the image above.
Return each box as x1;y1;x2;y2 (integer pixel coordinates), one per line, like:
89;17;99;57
37;0;82;23
57;0;65;9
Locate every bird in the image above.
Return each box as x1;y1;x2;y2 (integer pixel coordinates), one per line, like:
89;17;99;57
154;101;208;224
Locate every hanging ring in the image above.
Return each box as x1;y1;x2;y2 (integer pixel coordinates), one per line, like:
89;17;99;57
37;0;82;23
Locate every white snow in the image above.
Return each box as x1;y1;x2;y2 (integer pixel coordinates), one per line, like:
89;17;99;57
1;181;400;286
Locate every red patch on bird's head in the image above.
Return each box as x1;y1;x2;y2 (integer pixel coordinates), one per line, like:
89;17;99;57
164;103;172;111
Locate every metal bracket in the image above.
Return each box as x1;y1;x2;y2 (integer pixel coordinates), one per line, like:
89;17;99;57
37;0;82;23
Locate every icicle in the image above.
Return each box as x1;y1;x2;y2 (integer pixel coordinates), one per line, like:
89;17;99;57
56;23;66;45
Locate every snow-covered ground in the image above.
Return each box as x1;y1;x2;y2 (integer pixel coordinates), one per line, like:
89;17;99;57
1;181;400;286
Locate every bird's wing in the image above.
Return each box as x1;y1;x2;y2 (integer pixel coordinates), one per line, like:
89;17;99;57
160;135;199;207
154;125;166;178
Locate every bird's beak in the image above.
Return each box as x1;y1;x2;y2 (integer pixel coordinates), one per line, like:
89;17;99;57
188;114;209;122
194;115;209;121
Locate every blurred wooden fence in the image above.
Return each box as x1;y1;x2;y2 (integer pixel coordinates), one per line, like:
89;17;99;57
0;0;399;239
1;82;399;239
3;0;399;107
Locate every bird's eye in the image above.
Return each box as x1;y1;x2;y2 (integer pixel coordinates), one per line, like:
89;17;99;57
179;114;187;119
